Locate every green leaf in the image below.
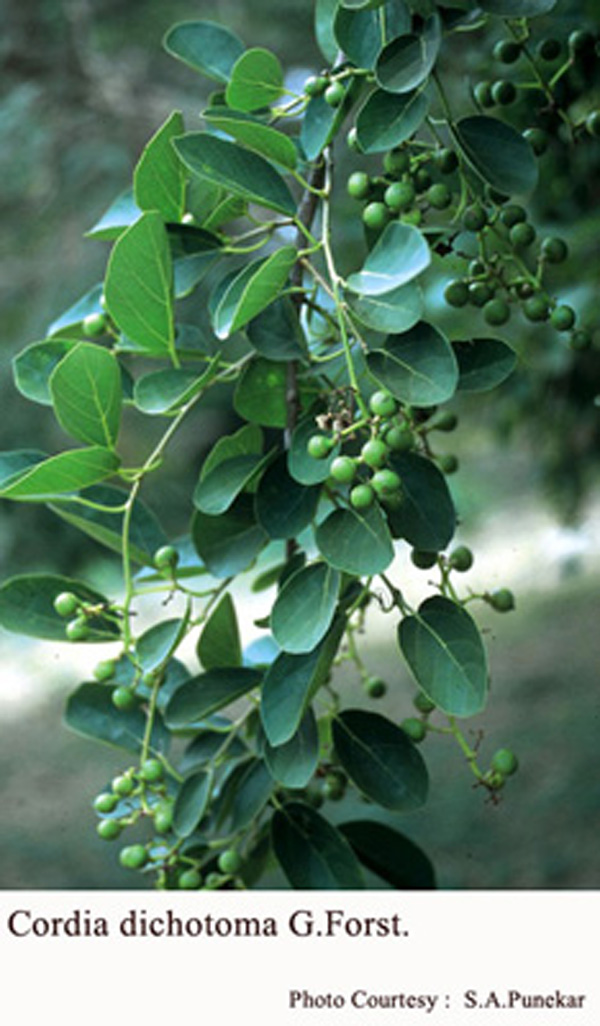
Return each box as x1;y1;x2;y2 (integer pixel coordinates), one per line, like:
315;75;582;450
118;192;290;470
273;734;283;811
173;770;212;837
454;116;538;196
220;758;274;832
398;595;488;717
333;709;428;810
346;222;430;296
454;338;517;392
134;365;216;415
272;802;365;889
261;620;344;746
212;247;297;339
340;820;436;888
0;450;46;489
234;358;288;428
49;343;122;448
174;133;296;216
192;496;268;578
316;503;394;576
49;484;166;566
104;212;175;359
287;416;341;485
0;447;120;501
375;14;442;94
272;563;340;655
246;297;307;362
263;708;319;788
47;284;104;338
334;2;411;70
315;0;340;62
0;574;117;641
174;252;220;298
133;111;186;222
254;454;321;540
193;453;271;516
356;87;429;153
197;593;242;670
65;683;168;753
202;424;264;479
387;451;455;551
137;619;186;673
367;322;459;406
165;667;262;727
347;282;422;334
163;20;244;83
85;189;142;240
203;108;297;169
479;0;556;15
13;340;77;405
300;93;349;162
226;48;284;111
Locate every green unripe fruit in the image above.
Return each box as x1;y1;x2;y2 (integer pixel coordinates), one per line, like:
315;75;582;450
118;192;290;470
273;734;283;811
179;868;202;890
449;545;474;572
362;201;389;231
383;148;410;175
413;168;431;194
537;37;562;61
427;183;452;209
541;237;568;263
218;849;243;875
82;312;107;337
365;676;387;699
154;805;174;834
500;204;526;228
523;295;549;322
491;747;519;776
346;126;361;151
369;390;397;417
469;259;486;277
97;818;123;841
307;434;333;460
401;717;427;743
433;411;458;432
523;127;548;155
550;305;576;332
350;483;375;510
568;30;594;57
330;456;357;485
474;81;494;108
435;147;458;174
324;80;345;107
94;659;117;682
119;844;148;870
54;591;80;618
569;329;592;351
112;686;137;711
463;204;487;232
385;425;413;452
491;79;517;106
140;758;164;783
65;616;89;642
493;39;521;64
361;438;388;468
510;221;536;248
469;282;494;308
347;171;370;200
414;691;436;714
484;298;511;326
371;468;401;497
94;792;119;814
112;774;135;797
444;280;469;308
153;544;179;570
486;770;506;791
488;588;515;612
411;549;438;570
402;208;422;227
439;454;459;474
204;872;224;889
304;74;327;97
384;180;415;211
322;774;346;800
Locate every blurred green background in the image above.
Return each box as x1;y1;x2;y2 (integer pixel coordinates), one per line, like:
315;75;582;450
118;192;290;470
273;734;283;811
1;0;599;888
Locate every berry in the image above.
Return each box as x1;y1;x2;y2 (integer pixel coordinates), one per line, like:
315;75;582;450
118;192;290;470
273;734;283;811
322;773;346;800
493;39;521;64
491;748;519;776
365;676;387;698
537;38;562;61
53;591;80;618
491;79;517;106
463;204;487;232
469;282;494;308
402;209;422;227
307;434;333;460
500;204;526;228
568;30;594;57
204;872;225;889
484;298;511;326
427;183;452;209
97;818;123;841
523;128;548;155
439;454;458;474
486;770;506;791
401;717;427;743
112;774;135;797
385;425;413;451
414;691;436;714
510;222;536;248
112;686;137;711
488;588;515;612
346;126;361;151
569;329;592;351
119;844;148;870
218;849;243;875
469;259;486;277
541;237;568;263
411;549;438;570
371;468;401;497
435;147;458;174
444;280;469;308
383;148;410;175
324;80;345;107
94;659;117;682
384;181;415;211
66;617;89;642
153;544;179;570
413;168;431;193
369;390;397;417
449;545;474;572
330;456;357;485
361;438;388;468
347;171;370;200
433;411;458;432
523;295;549;322
140;758;164;783
474;81;494;108
154;803;174;834
82;312;107;337
94;792;119;814
362;201;389;231
179;868;202;890
350;483;375;510
304;74;327;97
550;305;576;332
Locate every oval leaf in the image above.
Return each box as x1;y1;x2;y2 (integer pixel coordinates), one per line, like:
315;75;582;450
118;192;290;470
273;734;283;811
0;573;117;641
203;108;297;169
192;498;268;578
454;116;538;196
13;339;77;406
263;708;319;788
271;563;340;654
197;593;242;670
333;709;429;810
454;337;517;393
163;21;244;83
346;222;430;296
254;454;321;540
387;451;456;551
137;618;185;673
65;683;168;753
367;322;459;406
50;343;122;448
173;770;212;837
316;503;394;576
234;358;288;428
340;820;436;889
193;453;270;516
375;15;441;94
226;48;284;111
133;111;186;222
165;667;262;727
347;282;422;333
0;447;120;501
212;246;297;339
356;87;429;153
272;802;365;889
246;297;307;362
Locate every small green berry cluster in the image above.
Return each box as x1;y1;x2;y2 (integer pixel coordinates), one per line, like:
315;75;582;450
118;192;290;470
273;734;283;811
483;747;520;793
53;590;115;642
303;71;347;108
